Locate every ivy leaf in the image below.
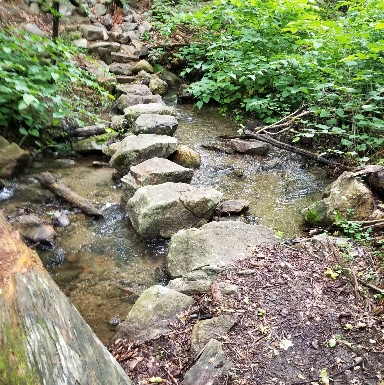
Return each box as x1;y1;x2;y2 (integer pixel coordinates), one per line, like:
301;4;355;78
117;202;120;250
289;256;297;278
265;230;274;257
19;127;28;135
29;128;40;138
51;72;60;81
23;93;39;106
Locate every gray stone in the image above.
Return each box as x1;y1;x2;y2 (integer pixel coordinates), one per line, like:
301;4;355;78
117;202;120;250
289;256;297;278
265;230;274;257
230;139;270;155
124;103;177;120
110;31;130;44
167;278;212;295
167;221;277;278
0;136;30;178
110;52;140;63
138;20;151;33
122;14;134;23
126;30;141;42
184;339;231;385
116;83;152;98
72;132;118;153
217;200;250;216
302;171;376;226
109;63;133;76
24;23;47;37
126;182;222;238
102;142;120;157
95;3;107;16
159;70;182;89
190;315;238;357
80;24;107;41
29;2;40;14
168;145;201;169
73;38;88;49
87;41;120;54
121;157;194;201
9;214;56;244
133;114;178;136
122;22;137;32
116;94;164;112
109;134;178;175
366;167;384;200
109;115;129;132
149;75;168;95
120;44;136;55
74;4;89;17
103;13;113;30
59;2;74;16
132;59;154;74
116;76;136;84
114;285;193;344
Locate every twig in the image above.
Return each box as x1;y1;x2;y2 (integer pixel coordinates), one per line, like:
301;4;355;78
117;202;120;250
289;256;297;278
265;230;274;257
358;279;384;295
163;366;178;385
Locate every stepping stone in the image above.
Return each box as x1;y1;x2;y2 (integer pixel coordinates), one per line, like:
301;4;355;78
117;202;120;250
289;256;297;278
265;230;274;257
87;42;120;54
79;24;107;41
115;94;163;113
229;138;270;155
133;114;178;135
126;182;222;238
108;134;178;175
124;103;177;120
121;157;194;201
110;52;139;63
116;83;152;97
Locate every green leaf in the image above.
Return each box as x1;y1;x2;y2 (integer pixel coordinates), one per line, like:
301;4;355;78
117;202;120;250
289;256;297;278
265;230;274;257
320;110;330;118
51;72;60;81
23;93;39;106
19;127;28;136
341;138;353;146
29;128;40;138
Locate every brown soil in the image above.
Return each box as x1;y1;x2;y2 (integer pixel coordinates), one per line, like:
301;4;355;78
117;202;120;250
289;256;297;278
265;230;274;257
109;240;384;385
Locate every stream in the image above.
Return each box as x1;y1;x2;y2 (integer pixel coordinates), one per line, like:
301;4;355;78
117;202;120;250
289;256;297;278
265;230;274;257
0;101;332;344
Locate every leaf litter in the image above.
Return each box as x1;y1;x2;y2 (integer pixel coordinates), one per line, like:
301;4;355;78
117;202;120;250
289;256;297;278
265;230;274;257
109;238;384;384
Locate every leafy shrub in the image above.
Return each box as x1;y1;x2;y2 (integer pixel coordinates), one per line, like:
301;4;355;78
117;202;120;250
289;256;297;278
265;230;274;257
0;28;111;148
158;0;384;161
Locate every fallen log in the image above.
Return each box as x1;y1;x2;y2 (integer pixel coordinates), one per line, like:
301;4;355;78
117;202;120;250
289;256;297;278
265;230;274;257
219;131;352;170
72;124;106;137
34;171;103;217
0;213;133;385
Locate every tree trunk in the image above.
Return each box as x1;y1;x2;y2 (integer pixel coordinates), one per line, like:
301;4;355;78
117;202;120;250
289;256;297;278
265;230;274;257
52;0;60;40
0;213;133;385
34;171;104;217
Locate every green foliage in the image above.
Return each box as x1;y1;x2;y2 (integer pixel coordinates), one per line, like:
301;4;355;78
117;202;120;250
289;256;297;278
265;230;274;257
305;209;320;225
158;0;384;160
333;210;372;241
0;28;111;148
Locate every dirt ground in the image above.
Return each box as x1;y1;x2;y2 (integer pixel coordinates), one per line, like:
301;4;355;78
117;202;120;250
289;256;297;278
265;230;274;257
109;239;384;385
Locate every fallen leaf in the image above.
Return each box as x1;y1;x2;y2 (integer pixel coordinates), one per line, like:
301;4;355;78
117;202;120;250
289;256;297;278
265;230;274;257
149;377;163;383
280;338;293;350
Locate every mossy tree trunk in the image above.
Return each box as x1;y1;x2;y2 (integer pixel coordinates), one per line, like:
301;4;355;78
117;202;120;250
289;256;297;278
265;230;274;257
0;213;133;385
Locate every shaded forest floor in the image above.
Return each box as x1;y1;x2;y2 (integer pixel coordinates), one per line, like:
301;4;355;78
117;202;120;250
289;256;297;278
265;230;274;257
110;240;384;385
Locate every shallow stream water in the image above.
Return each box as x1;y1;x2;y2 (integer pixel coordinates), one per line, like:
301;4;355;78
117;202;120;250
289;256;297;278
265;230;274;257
0;102;332;343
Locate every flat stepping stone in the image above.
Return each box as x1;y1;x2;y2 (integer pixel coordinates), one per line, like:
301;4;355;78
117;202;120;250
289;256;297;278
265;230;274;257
115;94;163;113
217;199;250;216
79;24;107;41
121;157;194;201
116;83;152;97
126;182;222;238
133;113;178;136
110;52;139;63
230;138;270;155
167;221;277;278
87;42;120;54
108;134;178;175
124;103;177;120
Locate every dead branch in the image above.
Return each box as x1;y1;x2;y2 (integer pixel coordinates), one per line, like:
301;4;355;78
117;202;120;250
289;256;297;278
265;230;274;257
358;279;384;295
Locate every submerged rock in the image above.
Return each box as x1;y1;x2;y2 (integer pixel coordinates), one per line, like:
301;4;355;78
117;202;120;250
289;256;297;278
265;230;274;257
229;139;270;155
167;221;277;278
126;182;223;238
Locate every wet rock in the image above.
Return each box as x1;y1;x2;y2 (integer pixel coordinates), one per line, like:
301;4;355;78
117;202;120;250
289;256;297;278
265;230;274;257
121;157;194;201
302;171;375;226
190;314;238;357
217;200;250;216
72;132;118;153
126;182;222;238
0;179;6;189
80;24;107;41
109;134;178;175
108;315;121;331
133;114;178;136
9;214;56;244
0;136;30;178
24;23;47;37
115;94;164;113
13;184;56;204
202;140;234;154
114;285;193;344
168;145;201;169
230;139;270;155
184;339;231;385
263;157;283;170
149;75;168;95
124;103;177;120
167;278;212;295
132;59;154;74
52;211;70;227
167;221;277;278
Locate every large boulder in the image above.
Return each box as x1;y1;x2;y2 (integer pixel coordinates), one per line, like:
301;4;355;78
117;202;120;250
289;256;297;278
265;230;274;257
126;182;223;238
108;134;178;175
124;103;177;120
0;136;30;178
167;221;277;278
302;171;375;226
121;157;194;201
132;114;178;136
114;285;193;344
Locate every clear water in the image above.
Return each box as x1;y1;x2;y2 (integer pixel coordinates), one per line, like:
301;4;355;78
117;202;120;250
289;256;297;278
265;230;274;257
0;103;331;343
